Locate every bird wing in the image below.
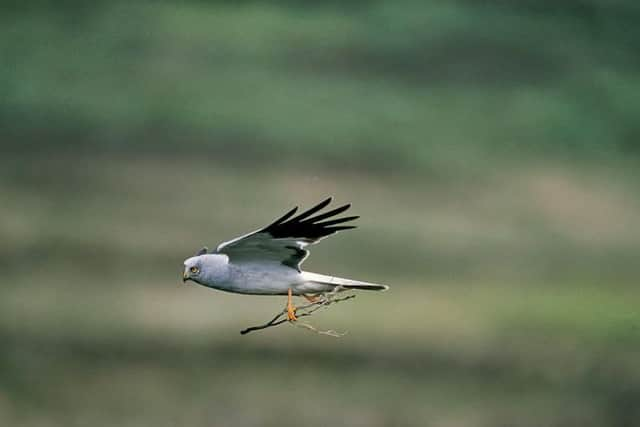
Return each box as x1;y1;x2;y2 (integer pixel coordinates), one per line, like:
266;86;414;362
215;197;358;271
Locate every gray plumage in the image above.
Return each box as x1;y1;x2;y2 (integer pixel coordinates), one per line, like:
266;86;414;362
182;198;389;296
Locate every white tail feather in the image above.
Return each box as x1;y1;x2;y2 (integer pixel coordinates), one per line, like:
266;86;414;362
302;272;389;291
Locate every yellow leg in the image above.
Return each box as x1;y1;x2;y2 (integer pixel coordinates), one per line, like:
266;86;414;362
287;288;298;321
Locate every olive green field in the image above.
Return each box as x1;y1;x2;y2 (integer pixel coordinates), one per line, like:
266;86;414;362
2;1;640;426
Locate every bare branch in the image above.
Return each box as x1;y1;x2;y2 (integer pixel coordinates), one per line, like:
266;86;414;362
239;293;356;336
295;322;347;337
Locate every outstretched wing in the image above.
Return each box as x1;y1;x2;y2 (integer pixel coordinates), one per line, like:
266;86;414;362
215;197;358;271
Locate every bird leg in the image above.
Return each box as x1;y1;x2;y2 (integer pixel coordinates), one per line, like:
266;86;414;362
240;293;356;335
287;288;298;321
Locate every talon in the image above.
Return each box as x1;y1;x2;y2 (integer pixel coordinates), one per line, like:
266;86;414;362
287;288;298;321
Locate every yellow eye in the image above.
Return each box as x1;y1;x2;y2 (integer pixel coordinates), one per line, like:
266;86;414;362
190;266;199;274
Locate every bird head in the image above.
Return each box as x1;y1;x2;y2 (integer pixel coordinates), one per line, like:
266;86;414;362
182;247;231;287
182;246;208;284
182;256;203;284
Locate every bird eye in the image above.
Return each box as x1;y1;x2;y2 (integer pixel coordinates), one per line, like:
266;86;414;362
190;266;199;274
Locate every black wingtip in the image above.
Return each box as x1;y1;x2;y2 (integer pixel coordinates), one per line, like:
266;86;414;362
302;203;351;224
263;198;357;240
315;215;360;227
290;197;333;222
266;206;298;229
325;225;357;233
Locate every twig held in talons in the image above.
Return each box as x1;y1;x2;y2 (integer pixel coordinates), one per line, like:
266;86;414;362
240;292;355;336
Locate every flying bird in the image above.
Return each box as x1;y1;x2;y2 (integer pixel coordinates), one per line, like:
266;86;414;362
182;197;388;321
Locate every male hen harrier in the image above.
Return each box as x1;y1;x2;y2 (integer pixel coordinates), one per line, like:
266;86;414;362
182;198;388;321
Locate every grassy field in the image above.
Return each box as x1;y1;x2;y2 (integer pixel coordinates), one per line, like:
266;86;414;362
2;1;640;425
2;153;640;426
3;1;640;172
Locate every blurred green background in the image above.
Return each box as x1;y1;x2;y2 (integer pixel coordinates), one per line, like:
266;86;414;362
2;1;640;426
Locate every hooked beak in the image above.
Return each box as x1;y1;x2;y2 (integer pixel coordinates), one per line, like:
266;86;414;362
182;271;189;283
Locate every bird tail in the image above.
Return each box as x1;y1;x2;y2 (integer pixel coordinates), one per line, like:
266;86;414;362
302;272;389;291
